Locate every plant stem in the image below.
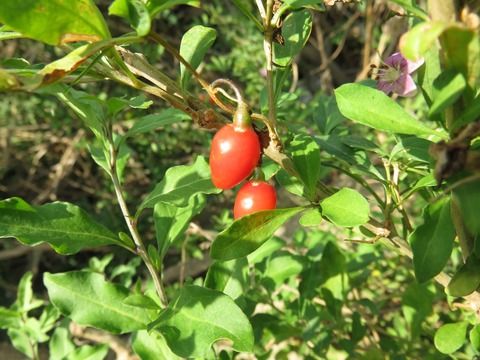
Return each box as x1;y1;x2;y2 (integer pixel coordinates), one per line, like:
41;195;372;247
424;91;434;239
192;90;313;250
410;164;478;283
146;30;211;92
263;0;278;128
107;138;168;308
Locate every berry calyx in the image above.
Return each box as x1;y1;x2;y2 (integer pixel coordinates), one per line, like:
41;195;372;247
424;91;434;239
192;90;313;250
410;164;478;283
233;180;277;219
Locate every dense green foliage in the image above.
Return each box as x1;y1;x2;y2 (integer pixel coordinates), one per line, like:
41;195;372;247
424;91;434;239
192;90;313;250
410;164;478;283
1;0;480;359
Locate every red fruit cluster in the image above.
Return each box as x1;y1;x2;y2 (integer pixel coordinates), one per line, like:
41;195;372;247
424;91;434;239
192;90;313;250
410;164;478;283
209;102;277;219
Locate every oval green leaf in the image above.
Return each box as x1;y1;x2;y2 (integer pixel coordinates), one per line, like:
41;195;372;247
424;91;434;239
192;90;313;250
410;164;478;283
0;0;110;45
335;83;439;136
446;254;480;297
148;285;254;358
320;188;370;227
274;9;312;67
210;207;304;261
44;271;150;334
434;321;469;354
0;197;124;254
180;25;217;92
137;156;221;214
408;197;455;284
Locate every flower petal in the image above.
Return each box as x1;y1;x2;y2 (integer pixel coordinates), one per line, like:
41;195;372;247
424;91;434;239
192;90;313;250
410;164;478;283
405;57;425;73
392;74;418;97
377;79;396;94
384;52;404;67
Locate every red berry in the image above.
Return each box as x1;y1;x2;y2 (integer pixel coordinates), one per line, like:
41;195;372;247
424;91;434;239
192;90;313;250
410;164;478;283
234;180;277;219
210;124;261;189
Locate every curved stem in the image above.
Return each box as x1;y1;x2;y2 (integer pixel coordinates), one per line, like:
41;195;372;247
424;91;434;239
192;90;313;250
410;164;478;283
108;136;168;308
209;78;244;114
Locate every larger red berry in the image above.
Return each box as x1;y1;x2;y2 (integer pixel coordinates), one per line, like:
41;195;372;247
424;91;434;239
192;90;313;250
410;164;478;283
234;180;277;219
210;124;261;189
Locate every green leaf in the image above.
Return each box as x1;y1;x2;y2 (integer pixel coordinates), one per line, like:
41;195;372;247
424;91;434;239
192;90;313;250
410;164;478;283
321;188;370;227
49;321;76;360
453;179;480;235
417;42;442;116
470;324;480;352
204;258;249;301
0;0;110;45
434;321;469;354
123;294;161;310
0;67;20;90
210;207;304;261
408;197;455;283
276;168;306;197
8;328;36;359
428;70;466;117
148;285;254;358
282;0;326;10
180;25;217;92
402;282;434;340
290;134;321;199
387;0;428;20
154;194;206;258
246;236;286;265
299;207;323;227
107;94;153;118
66;344;110;360
335;83;439;136
138;156;221;214
46;84;107;143
390;137;433;163
314;135;385;181
131;0;151;37
88;134;130;179
132;330;181;360
452;92;480;130
17;272;34;313
401;21;449;61
273;9;313;67
0;198;124;254
264;251;308;286
231;0;263;32
0;308;21;329
446;254;480;297
146;0;200;19
124;109;191;140
317;241;347;299
37;40;113;87
44;271;150;334
38;304;61;333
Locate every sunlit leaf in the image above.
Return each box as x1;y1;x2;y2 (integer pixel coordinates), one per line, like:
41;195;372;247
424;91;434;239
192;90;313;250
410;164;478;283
274;9;312;67
211;207;304;261
335;83;439;136
44;271;150;334
0;0;110;45
180;26;217;92
148;285;254;358
321;188;370;227
137;156;221;214
434;321;469;354
0;198;124;254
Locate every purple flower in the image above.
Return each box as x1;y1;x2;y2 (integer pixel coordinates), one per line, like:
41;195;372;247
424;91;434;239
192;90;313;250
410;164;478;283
375;52;424;97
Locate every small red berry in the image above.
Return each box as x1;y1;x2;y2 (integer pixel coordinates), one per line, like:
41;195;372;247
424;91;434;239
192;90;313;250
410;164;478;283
210;125;261;189
234;180;277;219
209;103;261;189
